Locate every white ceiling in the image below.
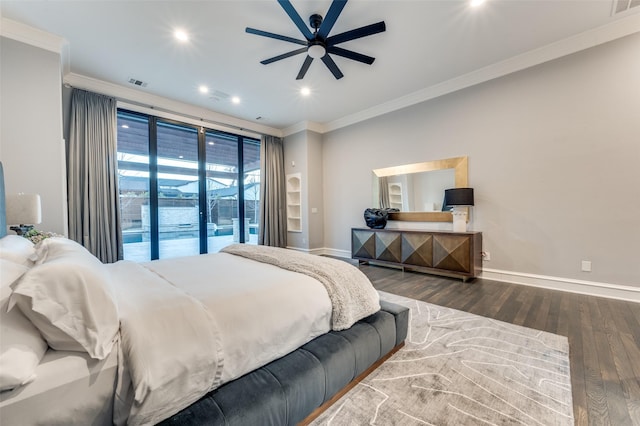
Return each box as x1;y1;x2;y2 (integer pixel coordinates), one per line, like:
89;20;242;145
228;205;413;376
1;1;639;132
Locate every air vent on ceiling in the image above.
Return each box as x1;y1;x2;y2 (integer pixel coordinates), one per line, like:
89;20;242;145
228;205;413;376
127;78;148;88
210;90;230;102
612;0;640;15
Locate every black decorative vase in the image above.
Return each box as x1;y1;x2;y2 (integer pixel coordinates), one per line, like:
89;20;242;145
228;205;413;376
363;208;398;229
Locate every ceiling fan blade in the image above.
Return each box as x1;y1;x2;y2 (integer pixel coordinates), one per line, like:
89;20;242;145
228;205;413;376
317;0;348;39
321;55;344;80
296;56;314;80
277;0;314;40
246;27;307;46
261;47;308;65
327;46;375;65
327;21;386;45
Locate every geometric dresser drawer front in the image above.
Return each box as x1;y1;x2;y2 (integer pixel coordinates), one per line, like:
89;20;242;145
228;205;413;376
401;232;433;267
375;231;402;263
433;234;471;273
352;229;376;259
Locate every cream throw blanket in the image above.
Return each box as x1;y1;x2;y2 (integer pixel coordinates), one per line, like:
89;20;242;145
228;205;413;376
221;244;380;330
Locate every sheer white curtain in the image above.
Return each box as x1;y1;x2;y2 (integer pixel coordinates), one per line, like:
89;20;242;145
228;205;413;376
67;89;122;262
258;135;287;247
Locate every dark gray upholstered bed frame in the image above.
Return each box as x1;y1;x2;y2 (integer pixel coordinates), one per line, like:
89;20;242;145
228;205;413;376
160;300;409;426
0;161;409;425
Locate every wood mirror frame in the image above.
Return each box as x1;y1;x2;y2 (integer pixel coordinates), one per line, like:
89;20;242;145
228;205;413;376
373;156;468;222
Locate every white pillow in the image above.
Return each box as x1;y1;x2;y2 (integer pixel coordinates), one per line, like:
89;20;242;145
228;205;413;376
0;259;48;391
32;236;89;264
0;259;28;294
0;235;36;267
9;238;119;360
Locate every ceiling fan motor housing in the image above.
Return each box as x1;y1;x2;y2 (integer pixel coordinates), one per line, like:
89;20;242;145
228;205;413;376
310;13;323;31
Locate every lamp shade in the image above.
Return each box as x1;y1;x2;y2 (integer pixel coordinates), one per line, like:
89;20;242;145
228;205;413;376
6;194;42;225
444;188;474;207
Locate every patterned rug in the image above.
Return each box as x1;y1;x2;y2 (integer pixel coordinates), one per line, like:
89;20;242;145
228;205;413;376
311;291;574;425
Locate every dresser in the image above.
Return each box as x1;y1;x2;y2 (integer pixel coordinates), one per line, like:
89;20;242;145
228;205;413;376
351;228;482;281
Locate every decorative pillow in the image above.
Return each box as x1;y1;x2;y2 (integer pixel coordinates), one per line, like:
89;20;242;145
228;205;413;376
0;259;48;392
0;235;36;267
9;238;119;360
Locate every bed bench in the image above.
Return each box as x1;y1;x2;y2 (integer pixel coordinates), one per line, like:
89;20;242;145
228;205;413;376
160;299;409;425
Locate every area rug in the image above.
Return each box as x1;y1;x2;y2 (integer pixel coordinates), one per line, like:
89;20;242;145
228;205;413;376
311;291;574;425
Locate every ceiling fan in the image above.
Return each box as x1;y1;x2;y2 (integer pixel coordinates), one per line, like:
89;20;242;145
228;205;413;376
246;0;386;80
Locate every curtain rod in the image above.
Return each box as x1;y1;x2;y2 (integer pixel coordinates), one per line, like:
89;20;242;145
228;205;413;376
65;84;278;139
119;100;267;140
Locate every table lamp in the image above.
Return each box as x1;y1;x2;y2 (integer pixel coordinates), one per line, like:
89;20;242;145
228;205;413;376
6;193;42;235
444;188;474;232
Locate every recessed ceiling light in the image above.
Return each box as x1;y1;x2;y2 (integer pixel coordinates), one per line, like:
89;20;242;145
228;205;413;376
174;29;189;42
121;124;129;129
199;85;209;94
208;141;215;145
470;0;486;7
231;96;240;104
178;155;184;159
300;87;311;96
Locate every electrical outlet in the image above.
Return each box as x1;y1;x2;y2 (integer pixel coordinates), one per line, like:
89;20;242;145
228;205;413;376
482;251;491;261
581;260;592;272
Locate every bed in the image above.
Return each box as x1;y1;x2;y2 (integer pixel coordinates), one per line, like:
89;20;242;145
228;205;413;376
0;161;408;425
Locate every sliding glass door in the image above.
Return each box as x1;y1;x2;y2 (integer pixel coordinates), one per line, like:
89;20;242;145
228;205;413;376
156;121;201;259
117;112;151;261
117;110;260;261
243;138;261;243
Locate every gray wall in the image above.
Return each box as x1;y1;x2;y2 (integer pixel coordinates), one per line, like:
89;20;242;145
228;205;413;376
306;131;324;250
284;130;325;251
0;37;67;235
284;131;307;248
321;32;640;288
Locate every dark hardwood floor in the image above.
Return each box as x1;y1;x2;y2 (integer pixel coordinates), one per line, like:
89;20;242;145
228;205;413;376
358;262;640;426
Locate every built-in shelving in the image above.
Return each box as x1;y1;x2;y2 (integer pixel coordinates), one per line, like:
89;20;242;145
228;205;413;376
388;183;403;210
286;173;302;233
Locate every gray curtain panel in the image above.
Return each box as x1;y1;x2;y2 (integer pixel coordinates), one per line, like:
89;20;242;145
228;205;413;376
67;89;122;263
378;176;390;209
258;135;287;247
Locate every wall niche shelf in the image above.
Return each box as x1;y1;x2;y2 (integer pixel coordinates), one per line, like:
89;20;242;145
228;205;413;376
388;182;403;210
286;173;302;233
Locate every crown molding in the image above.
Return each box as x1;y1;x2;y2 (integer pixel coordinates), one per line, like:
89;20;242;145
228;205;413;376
322;13;640;134
6;12;638;137
64;73;283;138
0;18;67;53
282;121;326;137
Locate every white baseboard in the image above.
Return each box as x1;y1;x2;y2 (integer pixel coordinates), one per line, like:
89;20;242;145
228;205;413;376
481;268;640;303
310;247;640;304
286;246;327;256
319;248;352;258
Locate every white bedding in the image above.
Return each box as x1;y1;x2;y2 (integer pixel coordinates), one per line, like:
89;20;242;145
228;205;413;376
0;345;119;426
110;252;333;425
143;253;332;385
2;245;373;426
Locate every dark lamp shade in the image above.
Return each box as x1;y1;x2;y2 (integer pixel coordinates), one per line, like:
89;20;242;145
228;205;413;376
444;188;474;207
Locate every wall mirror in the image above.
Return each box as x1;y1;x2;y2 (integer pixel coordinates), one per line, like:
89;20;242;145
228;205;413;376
372;156;468;222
